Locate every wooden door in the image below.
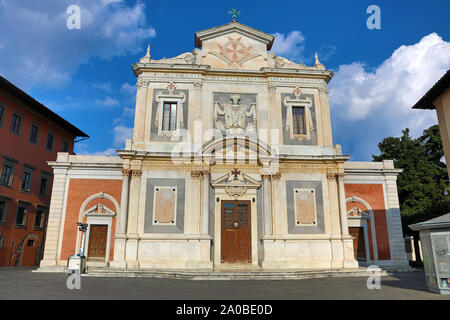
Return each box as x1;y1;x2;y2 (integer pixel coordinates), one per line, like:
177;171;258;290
349;227;367;261
221;201;251;263
88;225;108;259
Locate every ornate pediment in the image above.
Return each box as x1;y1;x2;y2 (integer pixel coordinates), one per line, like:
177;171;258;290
84;203;116;217
195;21;274;50
211;169;261;199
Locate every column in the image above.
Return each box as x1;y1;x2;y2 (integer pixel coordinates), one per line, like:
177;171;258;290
118;169;130;235
337;172;359;268
39;164;69;268
337;172;349;235
384;169;409;266
125;168;142;269
262;175;273;235
110;168;130;269
201;171;210;235
133;79;149;143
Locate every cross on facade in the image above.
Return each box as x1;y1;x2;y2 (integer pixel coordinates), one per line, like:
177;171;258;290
229;8;240;22
231;168;240;178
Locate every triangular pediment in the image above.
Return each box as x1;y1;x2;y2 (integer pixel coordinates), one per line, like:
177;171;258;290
211;171;261;189
195;21;274;50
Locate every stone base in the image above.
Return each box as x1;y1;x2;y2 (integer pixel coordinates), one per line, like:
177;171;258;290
109;260;128;269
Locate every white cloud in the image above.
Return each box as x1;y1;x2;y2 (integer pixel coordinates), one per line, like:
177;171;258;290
0;0;155;89
113;125;133;147
271;31;305;62
92;82;112;92
95;96;119;107
76;143;117;156
330;33;450;160
120;82;136;96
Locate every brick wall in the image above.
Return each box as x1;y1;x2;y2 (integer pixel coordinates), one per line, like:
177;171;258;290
60;179;122;261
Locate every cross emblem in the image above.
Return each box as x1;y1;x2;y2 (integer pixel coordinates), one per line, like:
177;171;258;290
231;168;240;179
228;8;240;22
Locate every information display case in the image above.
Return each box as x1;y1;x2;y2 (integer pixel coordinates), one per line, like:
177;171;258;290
410;214;450;295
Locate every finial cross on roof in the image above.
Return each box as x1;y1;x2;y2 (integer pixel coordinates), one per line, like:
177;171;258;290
229;8;240;22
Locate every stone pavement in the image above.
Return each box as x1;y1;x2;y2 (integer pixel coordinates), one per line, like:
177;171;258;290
0;268;449;300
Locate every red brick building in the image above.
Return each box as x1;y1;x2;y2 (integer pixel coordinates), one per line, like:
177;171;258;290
0;76;88;267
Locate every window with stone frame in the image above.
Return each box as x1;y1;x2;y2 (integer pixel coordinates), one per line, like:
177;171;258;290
292;106;306;135
20;171;32;192
162;101;178;131
34;208;45;229
62;141;69;152
15;205;27;227
46;133;54;151
0;104;5;128
0;201;6;223
0;164;13;186
39;175;49;196
29;124;39;143
9;113;22;135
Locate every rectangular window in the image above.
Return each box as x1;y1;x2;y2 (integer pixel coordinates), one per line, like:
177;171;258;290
39;177;48;195
292;106;306;135
29;125;39;143
15;206;27;227
21;171;31;192
46;133;54;151
0;165;12;186
0;201;5;222
62;141;69;152
9;113;22;135
0;104;5;128
34;209;44;229
0;234;3;248
162;102;177;131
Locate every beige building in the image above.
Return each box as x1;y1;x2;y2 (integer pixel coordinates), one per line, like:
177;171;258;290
39;21;408;272
413;70;450;177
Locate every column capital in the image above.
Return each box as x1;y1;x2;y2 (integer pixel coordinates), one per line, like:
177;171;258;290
202;170;211;177
337;172;345;180
193;81;204;89
272;172;281;180
132;170;142;177
137;79;150;89
326;172;337;180
122;169;131;177
191;170;202;178
318;85;329;96
268;84;277;93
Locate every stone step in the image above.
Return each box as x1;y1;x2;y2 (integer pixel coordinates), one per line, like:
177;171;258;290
83;268;392;280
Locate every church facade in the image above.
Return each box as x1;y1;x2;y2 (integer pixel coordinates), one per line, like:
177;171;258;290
40;21;409;271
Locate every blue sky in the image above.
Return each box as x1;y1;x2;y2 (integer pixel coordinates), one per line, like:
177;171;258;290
0;0;449;160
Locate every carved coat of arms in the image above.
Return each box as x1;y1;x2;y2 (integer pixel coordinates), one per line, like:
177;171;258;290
214;94;256;132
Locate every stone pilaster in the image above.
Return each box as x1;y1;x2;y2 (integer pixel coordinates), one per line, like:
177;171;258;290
110;168;131;269
201;171;210;235
118;169;130;235
39;165;69;267
384;172;409;266
133;79;149;143
125;166;142;269
262;174;273;235
337;172;349;236
318;84;333;147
